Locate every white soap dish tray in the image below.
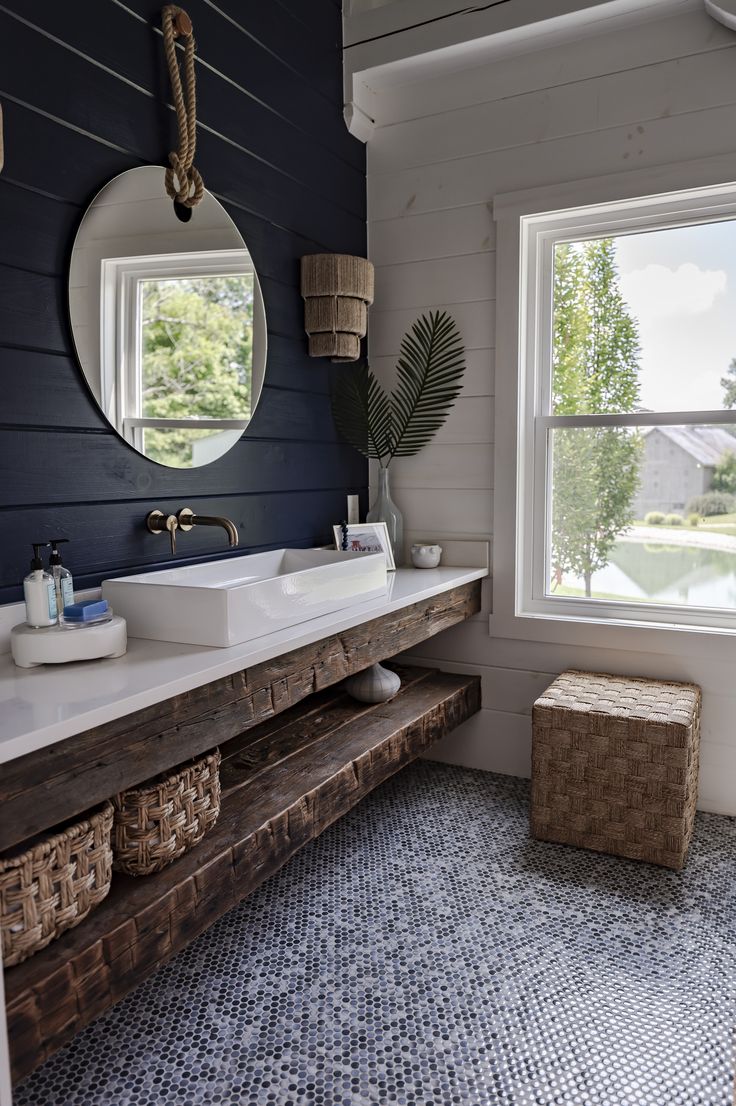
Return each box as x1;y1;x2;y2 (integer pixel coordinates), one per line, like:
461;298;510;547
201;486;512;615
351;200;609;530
11;615;127;668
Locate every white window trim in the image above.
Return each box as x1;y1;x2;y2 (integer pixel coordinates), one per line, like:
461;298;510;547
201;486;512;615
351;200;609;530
491;150;736;659
100;250;257;450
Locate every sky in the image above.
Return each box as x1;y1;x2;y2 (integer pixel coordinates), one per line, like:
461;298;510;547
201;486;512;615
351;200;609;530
611;219;736;413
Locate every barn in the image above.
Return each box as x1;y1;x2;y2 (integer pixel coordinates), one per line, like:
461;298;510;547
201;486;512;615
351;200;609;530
632;425;736;517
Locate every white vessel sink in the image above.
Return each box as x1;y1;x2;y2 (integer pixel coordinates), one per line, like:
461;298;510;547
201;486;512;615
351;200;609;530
102;548;388;647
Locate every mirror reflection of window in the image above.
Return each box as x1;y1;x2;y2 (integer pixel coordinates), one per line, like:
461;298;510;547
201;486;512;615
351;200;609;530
137;271;255;467
68;166;267;469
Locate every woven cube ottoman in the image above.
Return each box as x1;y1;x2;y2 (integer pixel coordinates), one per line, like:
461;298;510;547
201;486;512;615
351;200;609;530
531;670;701;869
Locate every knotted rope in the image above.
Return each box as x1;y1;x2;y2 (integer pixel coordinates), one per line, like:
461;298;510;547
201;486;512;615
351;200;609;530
161;5;204;208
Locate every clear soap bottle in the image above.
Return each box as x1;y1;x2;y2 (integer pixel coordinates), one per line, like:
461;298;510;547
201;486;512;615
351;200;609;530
23;543;58;627
49;538;74;615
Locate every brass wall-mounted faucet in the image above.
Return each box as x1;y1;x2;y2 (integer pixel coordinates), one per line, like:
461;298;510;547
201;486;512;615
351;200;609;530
146;507;239;554
177;508;238;548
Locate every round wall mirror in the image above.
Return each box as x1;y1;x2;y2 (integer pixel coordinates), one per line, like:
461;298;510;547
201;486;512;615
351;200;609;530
69;166;267;468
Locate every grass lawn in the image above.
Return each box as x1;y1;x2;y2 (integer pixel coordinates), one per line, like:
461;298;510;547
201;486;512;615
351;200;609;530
551;584;643;602
698;512;736;525
632;516;736;538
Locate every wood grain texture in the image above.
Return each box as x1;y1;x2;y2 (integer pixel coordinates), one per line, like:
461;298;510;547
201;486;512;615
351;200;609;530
0;422;354;507
0;581;482;851
368;46;736;176
0;0;367;600
0;0;356;168
369;9;735;126
0;8;363;209
5;665;481;1085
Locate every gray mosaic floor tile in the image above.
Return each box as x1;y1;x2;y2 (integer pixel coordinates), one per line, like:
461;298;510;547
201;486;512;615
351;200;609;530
14;764;736;1106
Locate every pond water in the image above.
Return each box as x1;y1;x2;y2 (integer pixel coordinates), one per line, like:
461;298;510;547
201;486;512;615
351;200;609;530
563;539;736;609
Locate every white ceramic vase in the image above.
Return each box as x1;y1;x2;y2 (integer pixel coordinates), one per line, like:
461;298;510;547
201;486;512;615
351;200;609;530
344;663;402;704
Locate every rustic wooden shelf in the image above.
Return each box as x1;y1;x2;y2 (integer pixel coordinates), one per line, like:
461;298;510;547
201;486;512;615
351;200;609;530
6;664;480;1085
0;579;481;852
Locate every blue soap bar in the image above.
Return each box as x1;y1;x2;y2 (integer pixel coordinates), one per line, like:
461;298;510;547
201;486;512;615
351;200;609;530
63;599;110;622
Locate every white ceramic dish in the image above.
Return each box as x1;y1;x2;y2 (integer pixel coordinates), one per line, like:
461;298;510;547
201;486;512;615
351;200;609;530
10;616;127;668
411;544;443;569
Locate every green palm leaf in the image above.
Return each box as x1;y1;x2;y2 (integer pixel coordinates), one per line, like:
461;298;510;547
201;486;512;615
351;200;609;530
389;310;465;458
331;362;393;463
330;312;465;465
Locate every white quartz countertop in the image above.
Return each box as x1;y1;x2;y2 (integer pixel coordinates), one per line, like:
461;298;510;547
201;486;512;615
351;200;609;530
0;566;486;765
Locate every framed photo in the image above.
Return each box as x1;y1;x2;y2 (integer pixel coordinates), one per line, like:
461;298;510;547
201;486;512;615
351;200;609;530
333;522;396;571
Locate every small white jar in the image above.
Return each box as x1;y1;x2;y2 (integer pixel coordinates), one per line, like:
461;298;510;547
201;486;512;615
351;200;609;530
411;543;442;569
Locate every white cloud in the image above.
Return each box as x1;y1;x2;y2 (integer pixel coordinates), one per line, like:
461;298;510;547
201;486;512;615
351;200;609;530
620;262;727;320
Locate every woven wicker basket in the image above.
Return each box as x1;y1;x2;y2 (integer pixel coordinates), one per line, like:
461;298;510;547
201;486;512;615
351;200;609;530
0;801;113;967
531;670;701;869
112;750;221;876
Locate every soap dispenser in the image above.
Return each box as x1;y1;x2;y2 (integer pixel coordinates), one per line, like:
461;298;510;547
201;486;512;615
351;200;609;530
49;538;74;614
23;543;58;627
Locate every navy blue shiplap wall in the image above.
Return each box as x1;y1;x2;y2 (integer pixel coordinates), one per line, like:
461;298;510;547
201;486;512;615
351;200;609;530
0;0;367;603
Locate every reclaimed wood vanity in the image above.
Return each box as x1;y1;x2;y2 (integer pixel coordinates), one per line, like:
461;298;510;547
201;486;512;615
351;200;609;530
0;569;485;1084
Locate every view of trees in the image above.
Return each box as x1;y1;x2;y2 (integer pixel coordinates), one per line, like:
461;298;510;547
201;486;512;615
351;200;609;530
711;450;736;496
551;239;642;597
140;275;254;467
720;357;736;409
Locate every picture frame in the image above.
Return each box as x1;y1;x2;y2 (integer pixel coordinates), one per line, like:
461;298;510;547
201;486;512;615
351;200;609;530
333;522;396;571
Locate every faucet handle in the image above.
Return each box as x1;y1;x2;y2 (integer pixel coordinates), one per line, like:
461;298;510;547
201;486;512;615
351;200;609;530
146;509;179;555
165;514;178;555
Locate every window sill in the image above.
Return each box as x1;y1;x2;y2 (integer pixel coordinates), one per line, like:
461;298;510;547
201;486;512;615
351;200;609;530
488;606;736;659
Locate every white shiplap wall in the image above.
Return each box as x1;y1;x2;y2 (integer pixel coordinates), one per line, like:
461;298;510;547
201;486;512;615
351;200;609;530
366;4;736;814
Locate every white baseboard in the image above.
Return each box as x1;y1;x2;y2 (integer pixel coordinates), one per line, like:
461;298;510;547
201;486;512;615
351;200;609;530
422;707;531;777
418;686;736;817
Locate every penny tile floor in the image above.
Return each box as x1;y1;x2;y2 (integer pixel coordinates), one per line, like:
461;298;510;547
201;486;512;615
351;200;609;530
14;763;736;1106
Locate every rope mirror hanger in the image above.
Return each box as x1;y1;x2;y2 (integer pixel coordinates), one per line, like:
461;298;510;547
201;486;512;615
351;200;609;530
161;4;204;220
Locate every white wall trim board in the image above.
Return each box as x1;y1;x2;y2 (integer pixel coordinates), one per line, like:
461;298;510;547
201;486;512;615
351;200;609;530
402;651;735;814
367;112;736;223
492;152;736;221
366;3;736;813
344;0;699;73
343;1;702;138
368;47;736;175
422;707;533;780
367;9;735;127
371;251;496;310
420;704;736;815
343;98;376;142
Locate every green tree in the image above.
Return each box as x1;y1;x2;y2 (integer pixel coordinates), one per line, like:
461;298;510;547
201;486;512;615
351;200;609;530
551;239;642;597
711;449;736;496
552;243;590;415
141;275;254;467
720;357;736;409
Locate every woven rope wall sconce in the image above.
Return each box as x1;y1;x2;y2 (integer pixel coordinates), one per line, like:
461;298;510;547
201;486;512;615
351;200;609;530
300;254;374;362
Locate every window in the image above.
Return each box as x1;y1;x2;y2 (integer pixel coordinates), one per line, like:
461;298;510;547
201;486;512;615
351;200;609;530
101;250;257;468
517;184;736;632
